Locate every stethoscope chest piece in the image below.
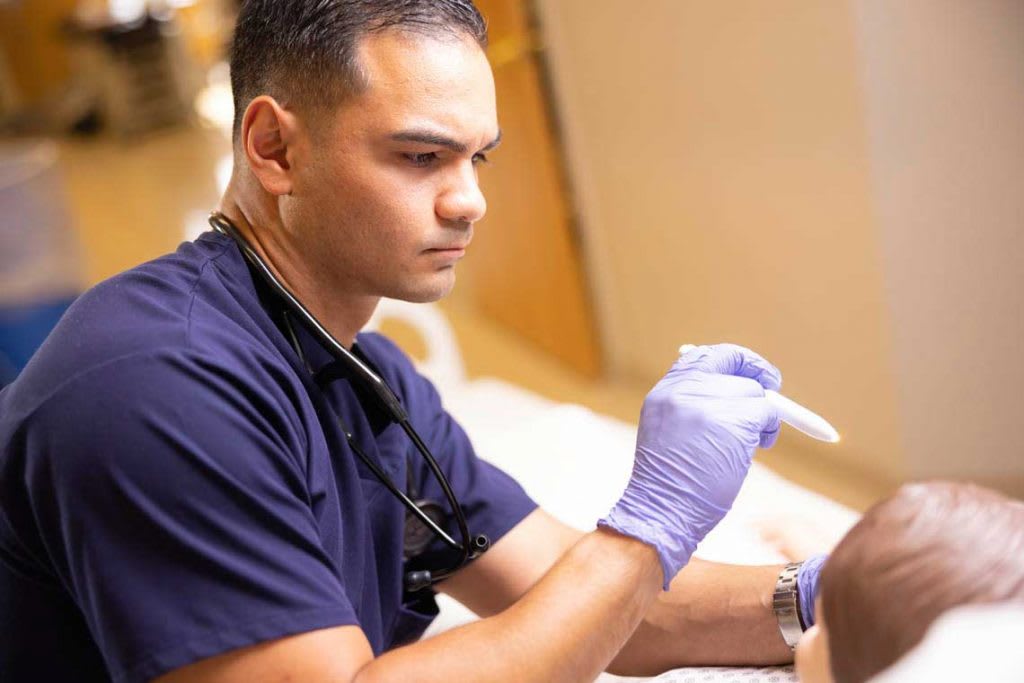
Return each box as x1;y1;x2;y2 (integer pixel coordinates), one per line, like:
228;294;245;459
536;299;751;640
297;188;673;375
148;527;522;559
403;500;447;559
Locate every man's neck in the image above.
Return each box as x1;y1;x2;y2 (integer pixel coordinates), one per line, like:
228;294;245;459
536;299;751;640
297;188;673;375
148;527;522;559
217;183;378;348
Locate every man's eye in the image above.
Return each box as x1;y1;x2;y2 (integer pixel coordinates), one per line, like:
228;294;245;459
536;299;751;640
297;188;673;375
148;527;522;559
472;153;489;166
405;152;438;167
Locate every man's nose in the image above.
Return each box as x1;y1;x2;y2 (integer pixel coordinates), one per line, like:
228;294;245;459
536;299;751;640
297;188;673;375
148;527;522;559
436;164;487;225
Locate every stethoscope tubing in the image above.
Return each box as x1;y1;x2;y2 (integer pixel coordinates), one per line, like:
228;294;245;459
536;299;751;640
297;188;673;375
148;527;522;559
208;212;483;584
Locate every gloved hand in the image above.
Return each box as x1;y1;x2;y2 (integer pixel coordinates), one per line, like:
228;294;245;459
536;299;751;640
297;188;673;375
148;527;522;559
798;554;828;627
599;343;782;588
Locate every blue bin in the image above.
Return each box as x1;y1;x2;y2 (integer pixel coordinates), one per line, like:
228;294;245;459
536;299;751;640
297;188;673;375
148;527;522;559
1;140;83;389
0;295;77;387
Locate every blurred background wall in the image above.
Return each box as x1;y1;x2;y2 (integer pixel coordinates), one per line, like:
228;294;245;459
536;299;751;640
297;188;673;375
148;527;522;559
1;0;1021;503
854;0;1024;490
535;0;1024;495
536;0;904;487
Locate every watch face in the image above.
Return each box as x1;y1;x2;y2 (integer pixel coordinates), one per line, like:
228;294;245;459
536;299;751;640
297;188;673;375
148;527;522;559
403;500;447;559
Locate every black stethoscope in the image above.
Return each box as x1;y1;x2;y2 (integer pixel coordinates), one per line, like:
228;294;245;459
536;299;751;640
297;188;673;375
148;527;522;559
208;212;489;592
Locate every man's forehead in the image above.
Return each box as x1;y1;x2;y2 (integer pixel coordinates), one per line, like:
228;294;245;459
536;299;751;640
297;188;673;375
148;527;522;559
347;30;498;141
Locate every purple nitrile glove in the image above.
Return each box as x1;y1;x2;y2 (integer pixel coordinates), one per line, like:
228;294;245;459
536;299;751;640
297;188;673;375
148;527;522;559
599;344;782;589
798;554;828;628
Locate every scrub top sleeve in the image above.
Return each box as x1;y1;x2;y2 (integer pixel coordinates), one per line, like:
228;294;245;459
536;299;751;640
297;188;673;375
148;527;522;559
25;350;358;683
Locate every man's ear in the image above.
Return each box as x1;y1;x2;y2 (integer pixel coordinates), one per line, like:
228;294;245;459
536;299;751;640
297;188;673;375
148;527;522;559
240;96;300;196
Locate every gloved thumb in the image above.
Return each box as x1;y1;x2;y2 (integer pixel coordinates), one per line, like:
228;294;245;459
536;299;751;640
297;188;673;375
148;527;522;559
750;395;782;449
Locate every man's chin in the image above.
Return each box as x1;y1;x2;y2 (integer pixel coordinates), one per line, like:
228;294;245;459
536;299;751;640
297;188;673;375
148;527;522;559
388;271;456;304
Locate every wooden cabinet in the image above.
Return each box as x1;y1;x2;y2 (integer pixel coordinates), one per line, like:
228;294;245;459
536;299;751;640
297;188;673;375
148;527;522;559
457;0;601;376
0;0;78;106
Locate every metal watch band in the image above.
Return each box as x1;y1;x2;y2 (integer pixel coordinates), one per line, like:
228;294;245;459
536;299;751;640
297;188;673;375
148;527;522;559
773;561;805;650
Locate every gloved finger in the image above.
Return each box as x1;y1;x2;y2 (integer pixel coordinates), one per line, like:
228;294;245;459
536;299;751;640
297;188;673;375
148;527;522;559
671;373;768;400
679;343;782;391
753;397;781;449
726;396;781;450
665;345;703;377
760;423;780;449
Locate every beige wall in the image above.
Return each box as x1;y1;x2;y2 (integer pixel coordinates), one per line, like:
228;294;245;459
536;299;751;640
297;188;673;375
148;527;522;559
536;0;1024;492
854;0;1024;486
536;0;904;481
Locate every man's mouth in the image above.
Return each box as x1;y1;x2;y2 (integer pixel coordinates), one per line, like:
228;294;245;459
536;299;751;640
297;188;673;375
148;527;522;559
425;238;471;255
427;244;469;252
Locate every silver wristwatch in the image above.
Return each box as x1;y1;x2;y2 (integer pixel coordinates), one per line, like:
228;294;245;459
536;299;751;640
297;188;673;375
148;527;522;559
773;561;806;649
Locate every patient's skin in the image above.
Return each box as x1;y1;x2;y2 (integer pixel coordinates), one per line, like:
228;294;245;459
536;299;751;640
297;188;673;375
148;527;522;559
794;596;832;683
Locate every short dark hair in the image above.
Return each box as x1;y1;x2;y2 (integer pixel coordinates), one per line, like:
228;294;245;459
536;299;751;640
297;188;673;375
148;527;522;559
229;0;488;140
822;481;1024;683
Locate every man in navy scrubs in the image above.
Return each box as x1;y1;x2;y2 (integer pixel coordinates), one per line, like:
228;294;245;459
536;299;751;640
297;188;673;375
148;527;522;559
0;2;824;681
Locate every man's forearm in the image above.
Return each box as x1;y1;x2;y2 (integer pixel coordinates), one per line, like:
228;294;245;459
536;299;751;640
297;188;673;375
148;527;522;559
354;528;662;683
608;559;792;675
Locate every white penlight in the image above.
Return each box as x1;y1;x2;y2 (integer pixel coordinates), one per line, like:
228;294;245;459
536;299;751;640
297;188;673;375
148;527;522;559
678;344;840;444
764;389;840;443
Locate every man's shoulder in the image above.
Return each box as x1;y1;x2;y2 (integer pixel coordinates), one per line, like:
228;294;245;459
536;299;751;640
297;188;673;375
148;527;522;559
0;344;313;512
4;235;296;427
31;236;228;358
4;343;297;438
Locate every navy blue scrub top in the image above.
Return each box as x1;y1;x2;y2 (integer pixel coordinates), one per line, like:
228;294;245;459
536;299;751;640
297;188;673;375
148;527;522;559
0;232;537;683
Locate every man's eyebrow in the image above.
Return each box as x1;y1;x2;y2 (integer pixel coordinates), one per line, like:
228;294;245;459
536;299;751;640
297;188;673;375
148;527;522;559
481;129;502;152
390;129;502;154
